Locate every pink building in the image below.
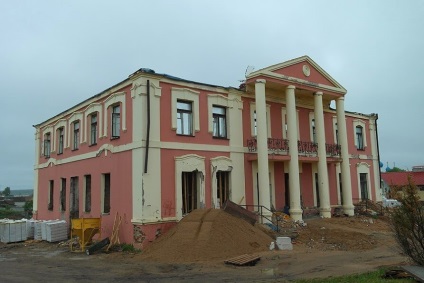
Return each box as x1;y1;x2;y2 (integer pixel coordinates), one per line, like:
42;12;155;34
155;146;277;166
33;56;382;247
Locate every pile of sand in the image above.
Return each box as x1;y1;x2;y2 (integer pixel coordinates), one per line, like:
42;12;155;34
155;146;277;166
141;209;273;262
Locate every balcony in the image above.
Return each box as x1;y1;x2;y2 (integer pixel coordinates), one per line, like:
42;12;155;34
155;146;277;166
247;138;341;157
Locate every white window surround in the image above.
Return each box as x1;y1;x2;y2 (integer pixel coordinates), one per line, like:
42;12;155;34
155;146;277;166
353;119;367;148
356;162;371;200
41;126;53;156
68;112;83;148
104;92;126;138
171;88;200;133
84;103;102;143
53;120;67;151
281;107;300;140
210;156;233;208
250;102;271;138
175;154;205;220
207;94;231;136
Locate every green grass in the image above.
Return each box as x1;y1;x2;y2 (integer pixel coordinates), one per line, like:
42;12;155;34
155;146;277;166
295;268;415;283
120;243;141;253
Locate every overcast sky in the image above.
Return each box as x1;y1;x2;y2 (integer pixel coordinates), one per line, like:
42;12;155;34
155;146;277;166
1;1;423;190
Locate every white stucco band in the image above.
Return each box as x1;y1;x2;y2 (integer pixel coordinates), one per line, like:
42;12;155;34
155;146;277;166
171;88;200;132
175;154;206;220
210;156;233;208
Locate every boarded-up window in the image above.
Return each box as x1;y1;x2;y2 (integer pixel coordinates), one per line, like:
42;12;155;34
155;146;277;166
61;178;66;211
85;175;91;213
103;173;111;213
48;180;54;211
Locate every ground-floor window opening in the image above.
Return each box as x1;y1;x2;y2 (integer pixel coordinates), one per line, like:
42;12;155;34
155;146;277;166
284;173;290;207
70;177;79;219
315;173;320;207
216;171;230;208
182;171;198;215
339;172;343;205
103;173;111;214
84;175;91;213
360;173;368;200
60;178;66;211
48;180;54;211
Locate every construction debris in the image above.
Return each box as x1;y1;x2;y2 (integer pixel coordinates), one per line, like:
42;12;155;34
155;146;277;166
106;212;122;251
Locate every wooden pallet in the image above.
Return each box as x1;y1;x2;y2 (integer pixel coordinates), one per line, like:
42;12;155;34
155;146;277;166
224;254;261;266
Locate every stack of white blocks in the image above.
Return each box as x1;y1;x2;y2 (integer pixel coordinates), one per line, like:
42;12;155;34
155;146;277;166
45;220;67;242
276;236;293;250
0;219;28;243
0;219;68;243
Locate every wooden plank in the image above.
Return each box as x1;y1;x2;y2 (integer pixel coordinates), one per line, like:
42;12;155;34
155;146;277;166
225;254;261;266
223;200;258;225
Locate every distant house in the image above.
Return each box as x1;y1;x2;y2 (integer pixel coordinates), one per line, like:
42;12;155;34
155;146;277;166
33;56;382;247
381;171;424;200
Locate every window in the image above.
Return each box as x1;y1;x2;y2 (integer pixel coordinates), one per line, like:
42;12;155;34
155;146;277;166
335;122;339;145
216;171;230;208
58;128;64;154
360;173;368;200
60;178;66;211
48;180;54;210
182;171;198;214
112;105;120;138
102;173;111;213
44;133;51;158
70;177;79;219
73;121;80;150
253;111;257;136
356;125;364;150
312;119;317;143
90;114;97;145
84;175;91;213
212;106;227;138
177;100;193;135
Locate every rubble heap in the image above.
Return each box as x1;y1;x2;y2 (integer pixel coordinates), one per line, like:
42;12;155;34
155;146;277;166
142;209;273;262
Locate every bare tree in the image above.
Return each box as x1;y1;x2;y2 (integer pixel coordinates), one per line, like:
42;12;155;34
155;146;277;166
391;177;424;266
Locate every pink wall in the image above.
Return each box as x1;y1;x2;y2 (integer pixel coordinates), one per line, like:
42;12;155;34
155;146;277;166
38;84;133;165
273;162;285;210
159;82;230;146
36;150;134;243
301;163;314;207
328;163;338;204
272;62;336;87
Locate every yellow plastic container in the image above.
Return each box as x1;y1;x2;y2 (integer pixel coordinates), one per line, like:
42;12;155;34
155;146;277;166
70;218;101;252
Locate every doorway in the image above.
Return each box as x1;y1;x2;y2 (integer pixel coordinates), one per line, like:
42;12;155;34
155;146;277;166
182;171;198;215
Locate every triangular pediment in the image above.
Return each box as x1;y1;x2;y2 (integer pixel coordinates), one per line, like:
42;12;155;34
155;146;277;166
247;56;346;94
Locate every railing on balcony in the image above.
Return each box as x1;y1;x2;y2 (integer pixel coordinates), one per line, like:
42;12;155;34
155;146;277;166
247;138;340;157
247;138;289;153
326;143;341;157
297;141;318;155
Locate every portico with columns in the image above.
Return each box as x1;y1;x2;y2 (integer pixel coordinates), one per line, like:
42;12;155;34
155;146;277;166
244;56;358;220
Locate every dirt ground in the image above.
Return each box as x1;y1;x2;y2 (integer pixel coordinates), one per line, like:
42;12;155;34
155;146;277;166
0;215;409;283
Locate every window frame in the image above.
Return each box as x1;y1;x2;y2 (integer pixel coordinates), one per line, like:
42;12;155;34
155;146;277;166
48;180;54;211
73;121;80;150
356;125;364;150
90;114;98;145
212;105;227;138
58;127;64;154
176;100;193;136
84;174;91;213
111;105;121;139
60;178;66;211
44;133;51;158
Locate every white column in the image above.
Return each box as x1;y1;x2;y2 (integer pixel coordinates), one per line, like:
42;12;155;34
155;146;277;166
336;97;354;216
314;92;331;217
33;129;40;216
369;115;382;202
255;79;272;216
286;85;302;221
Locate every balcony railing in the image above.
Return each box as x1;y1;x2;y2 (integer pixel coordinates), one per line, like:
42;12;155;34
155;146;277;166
247;138;341;157
247;138;289;152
